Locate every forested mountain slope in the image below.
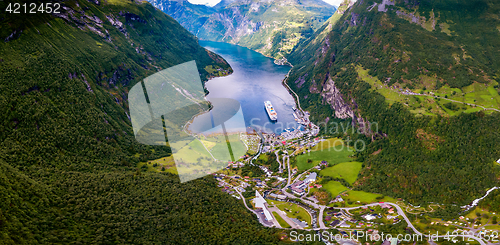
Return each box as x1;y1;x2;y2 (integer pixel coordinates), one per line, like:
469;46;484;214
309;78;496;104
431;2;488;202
286;0;500;206
0;0;288;243
148;0;336;61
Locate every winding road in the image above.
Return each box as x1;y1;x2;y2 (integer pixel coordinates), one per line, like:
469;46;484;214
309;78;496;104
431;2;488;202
231;184;276;227
277;167;491;245
275;151;282;173
402;92;500;113
286;156;292;185
333;203;488;245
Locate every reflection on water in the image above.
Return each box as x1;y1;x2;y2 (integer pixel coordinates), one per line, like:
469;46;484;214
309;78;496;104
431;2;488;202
189;41;299;134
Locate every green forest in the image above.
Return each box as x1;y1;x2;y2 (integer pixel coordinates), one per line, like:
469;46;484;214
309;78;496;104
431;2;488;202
286;0;500;207
0;0;310;243
2;0;500;242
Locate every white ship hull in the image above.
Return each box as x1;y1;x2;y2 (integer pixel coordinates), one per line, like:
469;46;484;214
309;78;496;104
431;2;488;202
264;101;277;121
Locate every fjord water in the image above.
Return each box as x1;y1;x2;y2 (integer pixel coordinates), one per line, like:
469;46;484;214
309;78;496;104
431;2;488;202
189;41;299;134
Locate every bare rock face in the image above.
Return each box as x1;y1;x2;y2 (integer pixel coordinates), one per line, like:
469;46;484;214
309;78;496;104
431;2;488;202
321;77;354;119
321;77;375;136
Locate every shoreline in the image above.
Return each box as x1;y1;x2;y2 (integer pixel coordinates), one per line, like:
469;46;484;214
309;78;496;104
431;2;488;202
200;39;294;68
193;41;305;139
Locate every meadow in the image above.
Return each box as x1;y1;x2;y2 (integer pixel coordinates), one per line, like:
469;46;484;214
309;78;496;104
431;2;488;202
320;161;363;185
323;181;349;196
356;66;500;117
272;212;291;228
269;200;312;227
295;138;353;171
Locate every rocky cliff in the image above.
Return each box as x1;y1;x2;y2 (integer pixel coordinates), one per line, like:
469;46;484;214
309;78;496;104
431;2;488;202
285;0;500;205
321;77;354;120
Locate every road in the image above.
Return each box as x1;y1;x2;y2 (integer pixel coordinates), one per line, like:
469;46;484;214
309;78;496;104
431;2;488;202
335;202;422;236
275;151;282;173
267;206;302;229
318;206;327;229
286;156;291;185
401;92;500;113
280;174;489;245
422;94;500;112
334;202;488;245
234;189;275;227
220;179;274;228
195;137;217;161
282;71;304;114
242;97;493;245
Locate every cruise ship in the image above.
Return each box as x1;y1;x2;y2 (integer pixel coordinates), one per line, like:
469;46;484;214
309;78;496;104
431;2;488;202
264;101;278;121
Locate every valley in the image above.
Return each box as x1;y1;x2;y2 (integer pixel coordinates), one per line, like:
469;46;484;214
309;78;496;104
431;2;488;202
0;0;285;243
148;0;337;61
1;0;500;244
209;127;500;244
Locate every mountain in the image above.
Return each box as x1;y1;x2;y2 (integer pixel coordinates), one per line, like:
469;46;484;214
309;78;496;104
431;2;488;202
148;0;337;61
0;0;293;243
147;0;216;35
286;0;500;206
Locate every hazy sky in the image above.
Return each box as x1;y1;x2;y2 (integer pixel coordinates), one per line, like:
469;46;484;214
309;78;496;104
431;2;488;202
187;0;344;7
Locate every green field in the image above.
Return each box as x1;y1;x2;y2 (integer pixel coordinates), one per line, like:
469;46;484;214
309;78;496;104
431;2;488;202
256;154;270;162
140;133;247;181
207;134;247;161
310;138;344;151
309;138;394;204
296;139;353;171
173;134;246;163
269;200;312;227
139;156;179;174
323;181;349;196
272;212;291;228
320;161;363;184
344;191;396;204
356;66;500;117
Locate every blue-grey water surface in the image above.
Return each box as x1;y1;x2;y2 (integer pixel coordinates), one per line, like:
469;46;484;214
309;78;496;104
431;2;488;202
189;41;299;134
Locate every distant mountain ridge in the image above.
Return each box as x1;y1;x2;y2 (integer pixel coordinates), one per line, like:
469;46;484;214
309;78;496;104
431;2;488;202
147;0;217;34
148;0;336;61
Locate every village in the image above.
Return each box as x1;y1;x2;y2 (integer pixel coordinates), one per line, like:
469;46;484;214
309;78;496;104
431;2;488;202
211;116;500;245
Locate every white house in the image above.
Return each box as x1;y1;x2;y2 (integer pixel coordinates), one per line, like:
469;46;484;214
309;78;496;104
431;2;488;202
338;221;351;228
332;196;344;203
254;191;273;221
497;159;500;164
363;214;378;221
304;172;317;183
254;190;267;208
